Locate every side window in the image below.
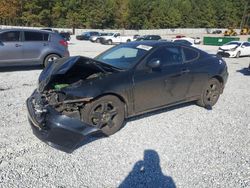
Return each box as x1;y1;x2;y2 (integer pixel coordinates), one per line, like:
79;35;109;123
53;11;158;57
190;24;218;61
182;47;199;62
0;31;20;42
147;46;183;66
24;32;44;41
243;42;250;47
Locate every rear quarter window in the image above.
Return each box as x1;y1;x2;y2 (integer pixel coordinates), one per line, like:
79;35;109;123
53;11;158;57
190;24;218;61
182;47;199;62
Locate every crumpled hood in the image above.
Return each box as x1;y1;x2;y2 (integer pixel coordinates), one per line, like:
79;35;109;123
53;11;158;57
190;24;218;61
38;56;106;92
220;44;239;50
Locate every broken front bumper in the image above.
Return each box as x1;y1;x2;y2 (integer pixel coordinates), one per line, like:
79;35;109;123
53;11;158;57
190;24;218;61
26;90;100;152
217;50;237;58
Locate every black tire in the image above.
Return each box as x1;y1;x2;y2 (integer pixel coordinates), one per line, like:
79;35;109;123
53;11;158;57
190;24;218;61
197;78;221;108
236;51;241;58
107;40;112;45
44;54;60;67
81;95;125;136
127;39;131;42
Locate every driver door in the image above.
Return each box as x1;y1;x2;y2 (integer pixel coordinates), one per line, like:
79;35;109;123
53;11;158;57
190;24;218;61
114;33;121;43
133;46;192;113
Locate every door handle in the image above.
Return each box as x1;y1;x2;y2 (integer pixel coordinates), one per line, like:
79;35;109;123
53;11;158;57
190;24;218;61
15;44;22;47
181;69;190;74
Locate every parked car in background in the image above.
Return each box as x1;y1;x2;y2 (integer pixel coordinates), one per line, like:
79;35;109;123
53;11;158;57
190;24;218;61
217;41;250;58
191;37;201;44
176;35;186;38
27;41;228;151
90;33;112;43
212;30;222;34
172;37;196;47
76;31;99;40
133;34;140;39
99;33;135;45
0;29;69;67
173;39;194;46
59;31;71;41
136;35;161;41
174;36;201;44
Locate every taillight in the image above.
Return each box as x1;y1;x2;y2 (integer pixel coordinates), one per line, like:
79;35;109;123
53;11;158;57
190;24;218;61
59;40;68;47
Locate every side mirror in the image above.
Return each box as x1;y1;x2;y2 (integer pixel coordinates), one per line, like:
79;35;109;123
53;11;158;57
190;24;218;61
147;59;161;69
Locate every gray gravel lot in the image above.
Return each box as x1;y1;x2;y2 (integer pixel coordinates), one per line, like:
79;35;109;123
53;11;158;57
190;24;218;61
0;37;249;188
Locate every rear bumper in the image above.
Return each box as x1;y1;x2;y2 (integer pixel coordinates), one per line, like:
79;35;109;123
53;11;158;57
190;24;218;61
64;50;70;58
26;90;100;152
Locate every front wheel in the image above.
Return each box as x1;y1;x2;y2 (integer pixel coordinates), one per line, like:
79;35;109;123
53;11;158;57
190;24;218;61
197;78;221;108
81;95;125;136
107;40;112;45
236;51;241;58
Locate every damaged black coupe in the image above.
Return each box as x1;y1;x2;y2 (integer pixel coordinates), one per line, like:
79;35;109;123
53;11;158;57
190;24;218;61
27;41;228;151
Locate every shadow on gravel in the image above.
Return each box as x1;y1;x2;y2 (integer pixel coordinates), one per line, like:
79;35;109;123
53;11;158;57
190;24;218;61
0;65;43;72
237;68;250;76
74;102;197;152
119;150;176;188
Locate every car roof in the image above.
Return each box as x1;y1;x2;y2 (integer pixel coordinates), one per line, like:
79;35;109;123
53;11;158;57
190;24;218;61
0;28;53;34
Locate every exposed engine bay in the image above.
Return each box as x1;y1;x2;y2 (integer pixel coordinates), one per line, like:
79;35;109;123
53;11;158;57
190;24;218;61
37;56;115;121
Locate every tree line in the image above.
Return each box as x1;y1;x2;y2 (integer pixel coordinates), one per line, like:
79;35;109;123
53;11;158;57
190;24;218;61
0;0;248;29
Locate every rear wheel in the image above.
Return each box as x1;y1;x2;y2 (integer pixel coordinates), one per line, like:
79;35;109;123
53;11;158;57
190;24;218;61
44;54;60;67
107;40;112;45
197;78;221;108
81;95;125;136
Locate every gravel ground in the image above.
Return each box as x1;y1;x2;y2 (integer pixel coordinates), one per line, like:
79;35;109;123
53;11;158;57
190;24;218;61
0;37;249;188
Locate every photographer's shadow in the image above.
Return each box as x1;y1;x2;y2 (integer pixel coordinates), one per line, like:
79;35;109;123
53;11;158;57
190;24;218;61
119;150;176;188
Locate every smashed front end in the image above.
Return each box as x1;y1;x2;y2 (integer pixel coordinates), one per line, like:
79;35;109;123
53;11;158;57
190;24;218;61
26;56;114;152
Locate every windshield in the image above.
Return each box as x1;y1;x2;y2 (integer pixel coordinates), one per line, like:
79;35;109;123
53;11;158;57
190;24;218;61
95;44;151;70
225;42;241;46
106;33;114;36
